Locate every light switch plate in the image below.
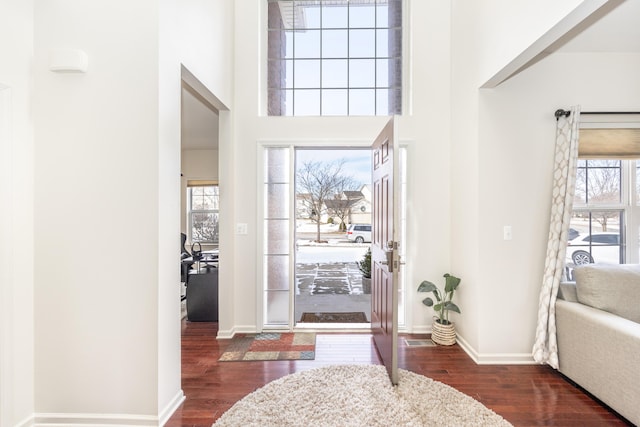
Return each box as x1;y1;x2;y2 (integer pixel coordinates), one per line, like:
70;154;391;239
503;225;512;241
236;223;248;235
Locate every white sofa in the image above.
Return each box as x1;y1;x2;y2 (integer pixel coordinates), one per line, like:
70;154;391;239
556;264;640;425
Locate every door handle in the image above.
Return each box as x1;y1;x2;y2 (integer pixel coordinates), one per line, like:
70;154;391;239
382;249;394;272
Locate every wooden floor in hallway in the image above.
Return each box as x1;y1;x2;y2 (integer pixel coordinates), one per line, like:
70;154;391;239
166;321;631;427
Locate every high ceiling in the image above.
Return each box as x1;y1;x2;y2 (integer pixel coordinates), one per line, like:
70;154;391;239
179;0;640;150
555;0;640;53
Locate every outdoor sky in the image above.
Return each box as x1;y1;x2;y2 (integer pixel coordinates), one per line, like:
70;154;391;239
296;148;372;188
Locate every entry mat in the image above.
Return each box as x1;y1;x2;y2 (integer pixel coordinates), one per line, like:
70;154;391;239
299;312;369;323
218;332;316;361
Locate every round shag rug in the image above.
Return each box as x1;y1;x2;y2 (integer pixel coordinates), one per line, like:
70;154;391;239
213;364;512;427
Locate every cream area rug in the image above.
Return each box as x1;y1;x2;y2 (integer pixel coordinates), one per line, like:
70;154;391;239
213;364;512;426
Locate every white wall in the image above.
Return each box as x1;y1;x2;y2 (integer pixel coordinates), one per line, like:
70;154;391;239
222;0;452;336
450;0;616;360
451;0;640;362
33;0;162;419
28;0;234;423
476;52;640;358
0;1;35;425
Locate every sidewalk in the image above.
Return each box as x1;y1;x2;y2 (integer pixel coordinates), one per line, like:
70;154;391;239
295;261;371;323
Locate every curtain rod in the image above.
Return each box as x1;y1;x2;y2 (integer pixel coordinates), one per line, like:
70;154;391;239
555;109;640;120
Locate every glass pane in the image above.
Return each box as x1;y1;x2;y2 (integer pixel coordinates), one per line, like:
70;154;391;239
294;60;320;88
322;3;348;28
586;161;621;204
265;255;289;290
279;31;295;59
322;59;348;88
294;29;320;58
376;2;389;27
349;29;375;58
375;89;388;116
294;90;320;116
349;59;375;87
376;29;389;57
265;291;289;324
376;59;389;87
322;89;348;116
299;2;321;28
265;219;289;254
285;60;294;88
349;4;375;28
265;147;290;183
349;89;375;115
191;212;219;243
322;29;348;58
265;183;290;217
566;211;623;271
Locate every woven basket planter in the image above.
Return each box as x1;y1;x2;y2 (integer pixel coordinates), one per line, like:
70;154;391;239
431;320;456;345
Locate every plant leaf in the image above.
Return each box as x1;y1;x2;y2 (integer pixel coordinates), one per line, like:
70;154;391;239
417;281;437;293
433;302;443;312
422;297;434;307
443;301;461;314
444;274;461;293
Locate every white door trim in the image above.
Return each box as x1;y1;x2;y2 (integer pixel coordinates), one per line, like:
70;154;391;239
0;83;14;427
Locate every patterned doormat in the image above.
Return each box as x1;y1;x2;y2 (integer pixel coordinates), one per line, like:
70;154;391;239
218;332;316;361
299;312;369;323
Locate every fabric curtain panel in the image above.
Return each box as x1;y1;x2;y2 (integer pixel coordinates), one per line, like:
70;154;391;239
533;106;581;369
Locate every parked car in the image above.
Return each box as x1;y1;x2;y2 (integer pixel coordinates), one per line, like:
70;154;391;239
346;224;371;243
566;232;621;265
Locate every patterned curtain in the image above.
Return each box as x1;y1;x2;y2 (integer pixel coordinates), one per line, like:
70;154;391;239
532;106;581;369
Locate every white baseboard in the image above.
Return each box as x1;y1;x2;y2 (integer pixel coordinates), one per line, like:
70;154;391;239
23;390;184;427
455;334;536;365
159;389;185;426
217;325;257;339
33;412;159;426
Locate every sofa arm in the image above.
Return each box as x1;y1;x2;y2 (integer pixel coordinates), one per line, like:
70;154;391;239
556;299;640;425
557;281;578;302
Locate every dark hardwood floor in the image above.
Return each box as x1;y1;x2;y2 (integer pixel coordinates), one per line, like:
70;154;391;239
166;321;631;427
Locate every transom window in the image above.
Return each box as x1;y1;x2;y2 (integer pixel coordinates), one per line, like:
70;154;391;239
267;0;402;116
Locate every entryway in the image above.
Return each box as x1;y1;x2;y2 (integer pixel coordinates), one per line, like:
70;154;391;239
260;144;406;330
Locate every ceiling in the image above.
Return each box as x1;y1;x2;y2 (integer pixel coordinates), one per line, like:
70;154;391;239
555;0;640;53
181;84;219;150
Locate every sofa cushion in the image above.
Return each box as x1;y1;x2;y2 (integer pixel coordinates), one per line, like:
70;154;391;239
574;264;640;323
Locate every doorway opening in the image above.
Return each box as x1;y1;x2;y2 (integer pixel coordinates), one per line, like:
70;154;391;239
294;148;373;327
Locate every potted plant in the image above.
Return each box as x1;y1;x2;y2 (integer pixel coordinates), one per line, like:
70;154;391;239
357;248;372;294
417;273;461;345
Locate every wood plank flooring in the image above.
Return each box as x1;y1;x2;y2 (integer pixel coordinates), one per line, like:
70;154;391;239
166;321;631;427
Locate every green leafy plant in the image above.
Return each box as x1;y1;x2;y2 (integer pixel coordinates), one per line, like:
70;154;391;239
357;248;371;279
417;273;461;325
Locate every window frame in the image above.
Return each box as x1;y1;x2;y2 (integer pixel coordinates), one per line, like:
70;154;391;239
187;184;220;244
265;0;406;117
